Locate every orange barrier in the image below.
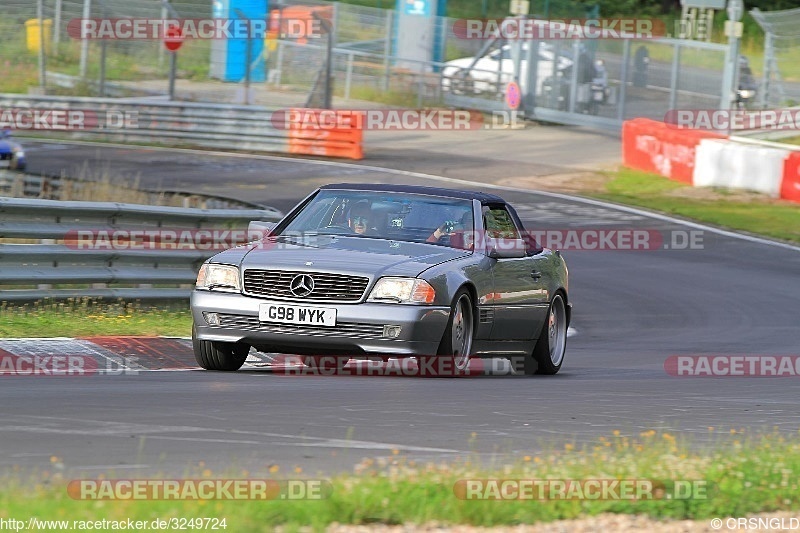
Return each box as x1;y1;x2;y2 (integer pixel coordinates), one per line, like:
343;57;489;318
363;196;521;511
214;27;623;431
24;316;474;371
622;118;725;184
781;152;800;203
285;108;364;160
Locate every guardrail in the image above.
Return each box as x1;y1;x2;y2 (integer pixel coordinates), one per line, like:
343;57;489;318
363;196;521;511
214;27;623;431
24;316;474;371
0;197;282;302
0;94;364;160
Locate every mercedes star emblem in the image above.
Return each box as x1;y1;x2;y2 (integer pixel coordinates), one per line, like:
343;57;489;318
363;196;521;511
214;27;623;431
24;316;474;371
289;274;315;297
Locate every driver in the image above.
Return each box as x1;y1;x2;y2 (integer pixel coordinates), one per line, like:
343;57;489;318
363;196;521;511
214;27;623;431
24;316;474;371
348;201;378;235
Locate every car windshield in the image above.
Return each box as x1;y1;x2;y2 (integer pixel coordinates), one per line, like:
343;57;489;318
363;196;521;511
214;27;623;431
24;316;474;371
279;189;474;249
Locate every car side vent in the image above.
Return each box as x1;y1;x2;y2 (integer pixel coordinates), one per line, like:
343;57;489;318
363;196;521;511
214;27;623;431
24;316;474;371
479;308;494;324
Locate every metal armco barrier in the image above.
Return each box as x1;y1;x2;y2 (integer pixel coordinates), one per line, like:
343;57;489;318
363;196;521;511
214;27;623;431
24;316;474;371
0;197;282;302
0;95;365;160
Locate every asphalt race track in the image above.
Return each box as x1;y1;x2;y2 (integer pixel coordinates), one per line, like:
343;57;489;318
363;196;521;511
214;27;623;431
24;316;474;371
1;138;799;477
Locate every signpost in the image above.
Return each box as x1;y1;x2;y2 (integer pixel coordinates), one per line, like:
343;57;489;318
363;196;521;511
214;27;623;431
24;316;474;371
164;25;183;101
164;25;184;52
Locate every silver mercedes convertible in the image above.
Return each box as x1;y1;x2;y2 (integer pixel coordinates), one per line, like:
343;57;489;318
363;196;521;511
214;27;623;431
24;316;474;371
191;184;570;375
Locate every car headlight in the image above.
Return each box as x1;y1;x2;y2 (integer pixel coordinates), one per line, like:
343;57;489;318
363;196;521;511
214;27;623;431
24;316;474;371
739;89;755;99
368;277;436;304
196;264;241;292
13;149;24;157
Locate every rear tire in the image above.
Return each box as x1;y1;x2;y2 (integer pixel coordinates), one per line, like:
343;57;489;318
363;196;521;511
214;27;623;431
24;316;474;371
525;294;567;375
192;325;249;371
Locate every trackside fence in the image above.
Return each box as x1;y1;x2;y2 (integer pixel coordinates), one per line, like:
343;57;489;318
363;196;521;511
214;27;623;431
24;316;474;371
0;197;281;302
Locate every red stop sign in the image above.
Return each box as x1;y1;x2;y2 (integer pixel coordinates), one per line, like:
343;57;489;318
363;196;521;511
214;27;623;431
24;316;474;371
164;25;184;52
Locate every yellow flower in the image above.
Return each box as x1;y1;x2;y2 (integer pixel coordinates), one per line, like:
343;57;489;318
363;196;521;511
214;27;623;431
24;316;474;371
269;465;279;474
565;443;574;452
391;449;400;456
294;466;303;474
613;430;620;437
523;456;531;462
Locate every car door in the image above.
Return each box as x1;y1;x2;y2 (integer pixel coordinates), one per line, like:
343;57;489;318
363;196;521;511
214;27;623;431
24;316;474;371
484;205;549;340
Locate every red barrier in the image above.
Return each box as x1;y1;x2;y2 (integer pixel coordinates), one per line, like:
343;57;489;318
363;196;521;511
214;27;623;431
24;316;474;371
781;152;800;203
622;118;725;184
286;108;364;160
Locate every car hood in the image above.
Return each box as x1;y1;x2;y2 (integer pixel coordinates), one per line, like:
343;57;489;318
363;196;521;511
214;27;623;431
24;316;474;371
216;235;470;278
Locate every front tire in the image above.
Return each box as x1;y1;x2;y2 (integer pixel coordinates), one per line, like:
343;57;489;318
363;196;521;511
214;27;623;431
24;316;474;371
526;294;567;375
192;325;249;371
435;289;475;376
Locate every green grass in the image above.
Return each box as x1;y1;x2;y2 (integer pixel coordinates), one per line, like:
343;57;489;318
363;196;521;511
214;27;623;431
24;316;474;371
0;300;191;337
3;429;800;529
778;136;800;146
590;168;800;243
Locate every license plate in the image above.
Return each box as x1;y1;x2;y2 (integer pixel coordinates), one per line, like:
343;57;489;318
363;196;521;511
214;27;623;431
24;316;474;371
0;160;9;168
258;303;336;327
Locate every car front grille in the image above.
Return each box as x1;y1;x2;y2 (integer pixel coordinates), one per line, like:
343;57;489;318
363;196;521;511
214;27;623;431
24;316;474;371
243;269;370;302
213;313;387;339
0;153;11;161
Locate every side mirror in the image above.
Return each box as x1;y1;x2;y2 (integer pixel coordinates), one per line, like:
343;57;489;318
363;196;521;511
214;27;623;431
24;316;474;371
248;220;277;240
486;238;527;259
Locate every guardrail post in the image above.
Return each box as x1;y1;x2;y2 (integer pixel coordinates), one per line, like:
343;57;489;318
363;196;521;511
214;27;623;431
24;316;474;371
617;39;631;122
568;42;580;114
382;10;393;91
669;41;681;112
53;0;62;52
345;52;354;100
275;41;284;86
79;0;91;79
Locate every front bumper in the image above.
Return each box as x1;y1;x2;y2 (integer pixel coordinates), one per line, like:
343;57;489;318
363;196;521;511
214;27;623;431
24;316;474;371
191;290;451;356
